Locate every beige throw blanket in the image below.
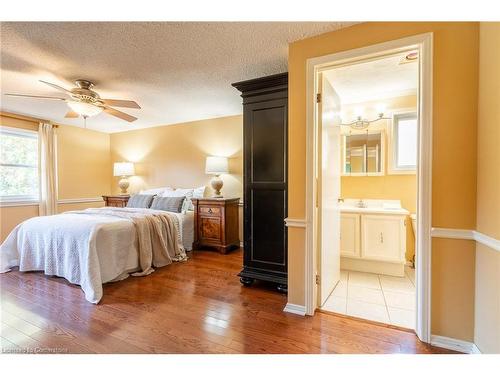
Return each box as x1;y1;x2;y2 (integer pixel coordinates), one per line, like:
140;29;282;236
69;207;187;276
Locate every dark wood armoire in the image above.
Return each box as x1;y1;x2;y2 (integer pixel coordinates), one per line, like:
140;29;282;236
232;73;288;293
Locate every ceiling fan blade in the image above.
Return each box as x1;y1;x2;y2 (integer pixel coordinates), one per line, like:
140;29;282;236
101;99;141;109
64;110;80;118
4;93;66;101
39;80;72;94
103;106;137;123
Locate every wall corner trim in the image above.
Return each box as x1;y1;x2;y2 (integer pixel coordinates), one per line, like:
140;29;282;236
430;335;481;354
284;218;307;228
283;303;306;316
431;227;500;252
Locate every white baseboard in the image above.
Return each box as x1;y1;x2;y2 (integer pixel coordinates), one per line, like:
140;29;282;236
283;303;306;316
430;335;481;354
341;257;405;277
470;344;482;354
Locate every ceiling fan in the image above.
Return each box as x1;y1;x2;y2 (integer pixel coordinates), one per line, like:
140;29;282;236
5;79;140;123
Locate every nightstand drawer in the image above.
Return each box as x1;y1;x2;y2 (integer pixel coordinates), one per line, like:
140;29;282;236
199;206;221;217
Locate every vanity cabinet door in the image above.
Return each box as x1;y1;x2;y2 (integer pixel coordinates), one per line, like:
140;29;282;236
361;215;405;263
340;213;360;258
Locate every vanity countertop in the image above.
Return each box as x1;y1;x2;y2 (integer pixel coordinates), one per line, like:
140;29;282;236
339;199;410;216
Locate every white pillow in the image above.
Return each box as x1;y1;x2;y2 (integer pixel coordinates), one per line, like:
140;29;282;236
162;188;194;212
193;185;206;199
140;186;173;195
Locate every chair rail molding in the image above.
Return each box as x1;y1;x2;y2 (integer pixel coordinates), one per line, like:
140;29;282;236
431;227;500;253
57;197;104;204
431;227;475;240
284;218;307;228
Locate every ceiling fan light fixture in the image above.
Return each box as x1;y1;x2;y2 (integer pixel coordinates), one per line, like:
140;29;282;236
67;101;103;118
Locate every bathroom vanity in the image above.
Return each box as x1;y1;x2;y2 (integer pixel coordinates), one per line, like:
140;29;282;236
340;199;408;276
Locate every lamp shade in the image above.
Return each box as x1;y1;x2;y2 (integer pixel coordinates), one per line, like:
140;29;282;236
205;156;228;175
113;162;135;177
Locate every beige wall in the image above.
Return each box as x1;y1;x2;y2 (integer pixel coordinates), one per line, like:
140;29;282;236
288;22;479;341
56;124;111;200
0;205;39;241
0;113;109;242
474;22;500;353
340;95;418;262
110;115;243;240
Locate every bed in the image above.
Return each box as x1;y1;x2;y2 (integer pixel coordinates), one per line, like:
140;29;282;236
0;206;194;304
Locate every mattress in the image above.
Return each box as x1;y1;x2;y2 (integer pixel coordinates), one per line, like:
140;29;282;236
180;210;194;251
1;208;193;282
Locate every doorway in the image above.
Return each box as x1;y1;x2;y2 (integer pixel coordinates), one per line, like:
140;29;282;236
305;33;433;342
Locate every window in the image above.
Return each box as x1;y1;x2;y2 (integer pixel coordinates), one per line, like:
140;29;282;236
0;126;39;202
392;113;418;172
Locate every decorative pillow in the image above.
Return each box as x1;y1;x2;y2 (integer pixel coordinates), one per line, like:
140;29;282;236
126;194;155;208
193;185;206;199
139;186;173;195
150;196;185;213
162;188;194;212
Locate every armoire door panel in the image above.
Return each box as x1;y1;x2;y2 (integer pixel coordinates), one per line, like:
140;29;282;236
250;106;286;183
250;189;286;266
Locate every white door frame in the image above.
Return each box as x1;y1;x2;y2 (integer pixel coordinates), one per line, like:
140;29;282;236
304;33;433;343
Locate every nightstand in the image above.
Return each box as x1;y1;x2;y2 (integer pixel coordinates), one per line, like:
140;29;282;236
102;195;130;207
192;197;240;254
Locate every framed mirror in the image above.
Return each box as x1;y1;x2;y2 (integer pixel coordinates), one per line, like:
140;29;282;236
342;130;385;176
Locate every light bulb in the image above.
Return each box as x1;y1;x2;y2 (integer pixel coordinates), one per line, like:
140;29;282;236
375;103;387;115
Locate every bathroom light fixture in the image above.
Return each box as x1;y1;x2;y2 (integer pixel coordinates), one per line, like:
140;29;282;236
340;112;390;130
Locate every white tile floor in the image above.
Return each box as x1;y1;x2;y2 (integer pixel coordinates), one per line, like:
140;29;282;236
321;266;416;329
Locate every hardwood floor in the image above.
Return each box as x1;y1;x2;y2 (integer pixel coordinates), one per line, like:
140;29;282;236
0;248;455;354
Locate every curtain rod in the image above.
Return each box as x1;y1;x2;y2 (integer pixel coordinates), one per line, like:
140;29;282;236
0;111;59;128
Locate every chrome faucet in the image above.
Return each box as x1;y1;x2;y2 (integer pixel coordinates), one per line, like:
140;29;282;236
357;199;367;208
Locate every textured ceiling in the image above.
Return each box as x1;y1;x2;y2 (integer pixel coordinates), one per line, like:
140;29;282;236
0;22;354;133
324;51;418;104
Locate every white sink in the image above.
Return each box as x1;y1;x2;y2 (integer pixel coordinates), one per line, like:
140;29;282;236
339;199;409;215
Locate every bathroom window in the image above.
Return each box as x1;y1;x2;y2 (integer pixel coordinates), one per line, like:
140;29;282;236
0;126;39;203
391;112;417;173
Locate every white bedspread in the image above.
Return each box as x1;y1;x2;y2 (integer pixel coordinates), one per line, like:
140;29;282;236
0;207;187;303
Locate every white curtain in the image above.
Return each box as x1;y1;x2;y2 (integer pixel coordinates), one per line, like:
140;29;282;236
39;123;57;216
